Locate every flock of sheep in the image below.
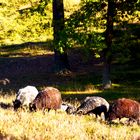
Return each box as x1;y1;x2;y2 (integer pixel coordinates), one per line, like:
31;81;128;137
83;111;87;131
12;85;140;125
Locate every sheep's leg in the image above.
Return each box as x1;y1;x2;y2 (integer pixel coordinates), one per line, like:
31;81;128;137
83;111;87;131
42;108;48;115
128;118;137;125
100;112;105;121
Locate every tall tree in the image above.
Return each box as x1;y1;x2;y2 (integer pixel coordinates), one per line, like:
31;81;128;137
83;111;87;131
53;0;70;73
102;0;115;89
102;0;138;89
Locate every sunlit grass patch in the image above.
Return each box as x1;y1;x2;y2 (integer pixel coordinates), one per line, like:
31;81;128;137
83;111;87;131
64;0;81;7
63;89;102;95
0;40;54;57
0;0;81;47
0;94;15;103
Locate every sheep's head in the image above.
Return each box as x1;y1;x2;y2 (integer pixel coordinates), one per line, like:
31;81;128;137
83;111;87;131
66;105;77;114
13;99;21;111
76;109;85;115
61;103;77;114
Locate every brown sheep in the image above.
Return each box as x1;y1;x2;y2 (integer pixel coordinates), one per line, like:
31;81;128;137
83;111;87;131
29;87;62;111
106;98;140;125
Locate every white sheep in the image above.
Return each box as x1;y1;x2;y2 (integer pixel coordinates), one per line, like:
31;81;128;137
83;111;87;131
13;85;39;110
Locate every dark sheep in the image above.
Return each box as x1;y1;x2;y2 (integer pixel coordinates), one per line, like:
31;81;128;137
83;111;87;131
106;98;140;125
76;96;109;119
29;87;62;111
0;78;10;85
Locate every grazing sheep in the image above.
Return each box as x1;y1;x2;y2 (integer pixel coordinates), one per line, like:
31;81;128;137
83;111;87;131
106;98;140;125
76;96;109;119
13;85;39;111
0;78;10;85
29;87;62;111
61;103;77;114
0;78;10;93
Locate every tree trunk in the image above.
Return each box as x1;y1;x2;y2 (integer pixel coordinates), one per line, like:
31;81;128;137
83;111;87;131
54;49;70;72
53;0;70;72
102;0;115;89
102;47;112;89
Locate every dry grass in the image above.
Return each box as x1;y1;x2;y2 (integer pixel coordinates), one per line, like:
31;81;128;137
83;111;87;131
0;94;140;140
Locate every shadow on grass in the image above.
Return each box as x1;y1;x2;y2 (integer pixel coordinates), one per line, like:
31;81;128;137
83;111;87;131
61;76;140;102
0;65;140;103
0;133;16;140
0;54;54;79
0;102;13;109
0;40;53;56
62;88;140;103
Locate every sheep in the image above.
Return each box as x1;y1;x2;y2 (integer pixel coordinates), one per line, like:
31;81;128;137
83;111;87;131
106;98;140;125
0;78;10;93
60;103;77;114
76;96;109;120
29;87;62;111
13;85;39;111
0;78;10;85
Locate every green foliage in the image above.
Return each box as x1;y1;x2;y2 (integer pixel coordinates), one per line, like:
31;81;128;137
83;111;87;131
59;0;139;61
58;0;107;56
112;21;140;63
